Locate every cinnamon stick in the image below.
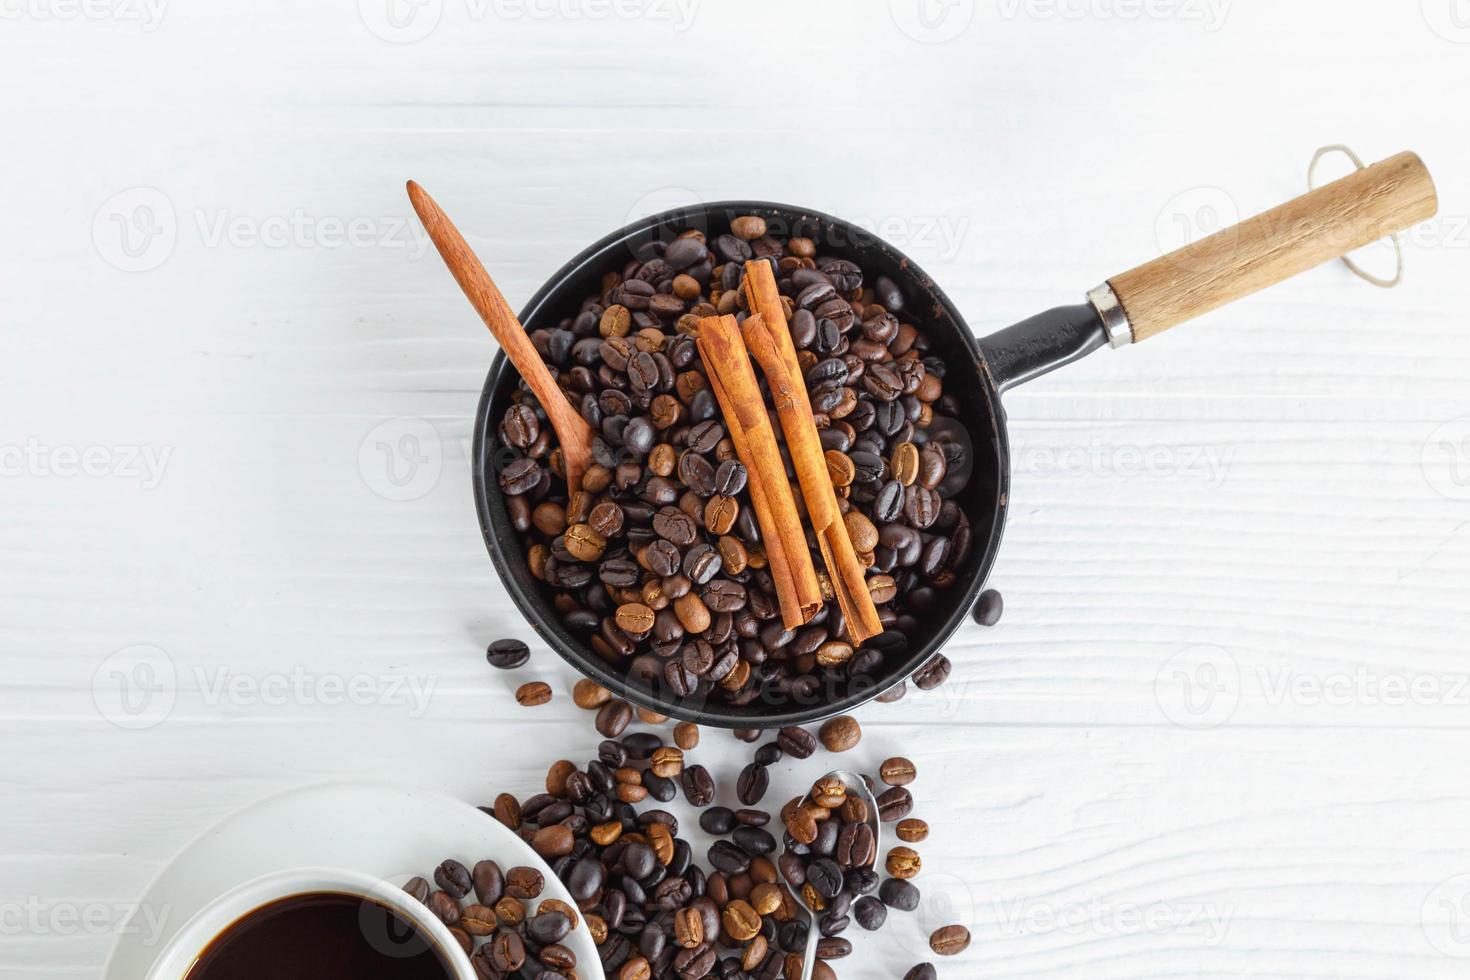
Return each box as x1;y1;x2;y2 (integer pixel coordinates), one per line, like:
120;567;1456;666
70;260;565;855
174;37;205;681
742;262;883;644
695;314;822;629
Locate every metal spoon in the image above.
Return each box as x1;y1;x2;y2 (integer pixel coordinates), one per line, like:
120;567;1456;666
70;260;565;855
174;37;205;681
784;769;881;980
406;180;594;493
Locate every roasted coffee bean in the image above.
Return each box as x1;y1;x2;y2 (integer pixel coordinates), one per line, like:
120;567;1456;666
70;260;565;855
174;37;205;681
880;757;917;786
682;543;721;584
836;822;876;869
426;889;459;926
505;865;544;900
402;875;430;904
434;859;471;899
930;924;971;956
879;877;920;911
853;895;888;931
573;679;612;709
736;763;769;806
516;681;553;706
596;699;634;737
700;806;737;835
708;839;751;874
896;817;929;843
903;964;938;980
485;638;531;670
701;578;746;612
912;653;952;690
807;858;844;898
886;846;921;879
972;587;1004;626
681;765;715;807
623;732;663;760
528;910;573;944
876;786;913;822
735;826;777;858
754;743;783;766
777;726;817;759
818;715;861;752
673;721;700;750
615;602;657;635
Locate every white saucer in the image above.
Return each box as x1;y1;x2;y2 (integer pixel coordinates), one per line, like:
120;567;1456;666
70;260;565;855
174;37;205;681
104;780;606;980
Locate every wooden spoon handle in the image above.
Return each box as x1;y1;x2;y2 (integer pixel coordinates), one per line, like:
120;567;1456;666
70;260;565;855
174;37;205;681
1107;151;1437;342
406;181;592;490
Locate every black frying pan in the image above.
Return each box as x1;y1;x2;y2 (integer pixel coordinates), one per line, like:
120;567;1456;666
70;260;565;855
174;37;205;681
470;152;1435;727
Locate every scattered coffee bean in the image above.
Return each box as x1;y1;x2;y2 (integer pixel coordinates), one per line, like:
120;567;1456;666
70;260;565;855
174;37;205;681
972;587;1003;626
880;756;917;786
853;895;888;931
485;638;530;669
515;681;552;706
673;721;700;750
572;678;612;709
876;785;914;822
903;964;938;980
886;845;922;879
596;699;633;737
912;653;951;690
896;817;930;843
434;860;472;899
930;924;971;956
879;877;921;911
777;726;817;759
818;715;861;752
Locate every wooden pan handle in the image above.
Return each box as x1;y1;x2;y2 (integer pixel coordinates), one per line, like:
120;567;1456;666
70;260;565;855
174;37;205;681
1106;151;1438;342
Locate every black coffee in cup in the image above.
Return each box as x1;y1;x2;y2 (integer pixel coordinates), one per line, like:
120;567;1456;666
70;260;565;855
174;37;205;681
184;891;453;980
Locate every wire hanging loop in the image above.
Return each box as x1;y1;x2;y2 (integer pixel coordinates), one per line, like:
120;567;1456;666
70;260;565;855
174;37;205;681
1309;144;1405;288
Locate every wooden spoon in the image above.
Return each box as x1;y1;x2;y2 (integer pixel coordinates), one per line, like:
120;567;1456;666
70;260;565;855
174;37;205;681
406;180;594;493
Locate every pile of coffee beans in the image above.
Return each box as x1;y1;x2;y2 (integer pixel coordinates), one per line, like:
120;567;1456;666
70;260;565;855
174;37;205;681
454;700;971;979
404;857;581;976
496;215;978;709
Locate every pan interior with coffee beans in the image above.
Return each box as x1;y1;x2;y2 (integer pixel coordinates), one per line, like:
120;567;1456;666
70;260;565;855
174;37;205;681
474;202;1007;726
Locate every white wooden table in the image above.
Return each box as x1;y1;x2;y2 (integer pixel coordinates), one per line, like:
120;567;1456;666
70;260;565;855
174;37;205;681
3;1;1469;976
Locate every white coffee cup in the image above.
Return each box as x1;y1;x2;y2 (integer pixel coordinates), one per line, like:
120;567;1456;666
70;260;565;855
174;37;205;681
145;867;476;980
